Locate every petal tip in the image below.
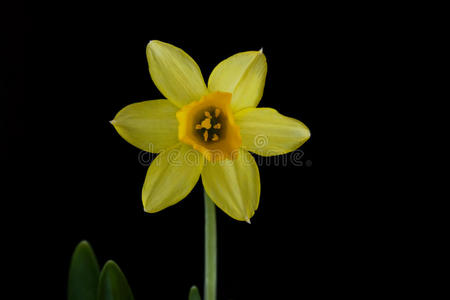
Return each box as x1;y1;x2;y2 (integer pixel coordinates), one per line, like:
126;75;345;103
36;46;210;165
303;126;311;140
109;120;116;125
147;40;163;50
246;218;252;224
259;47;263;53
142;201;153;213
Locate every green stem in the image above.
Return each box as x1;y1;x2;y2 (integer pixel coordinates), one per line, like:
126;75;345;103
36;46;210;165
204;190;217;300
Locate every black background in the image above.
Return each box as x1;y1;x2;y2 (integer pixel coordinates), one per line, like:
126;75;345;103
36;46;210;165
1;1;380;299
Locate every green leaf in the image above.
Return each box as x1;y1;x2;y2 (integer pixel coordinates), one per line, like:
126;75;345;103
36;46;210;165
98;260;135;300
68;241;100;300
189;285;201;300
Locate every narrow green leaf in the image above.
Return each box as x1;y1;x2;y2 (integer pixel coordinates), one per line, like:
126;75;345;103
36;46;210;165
68;241;100;300
98;260;135;300
189;285;201;300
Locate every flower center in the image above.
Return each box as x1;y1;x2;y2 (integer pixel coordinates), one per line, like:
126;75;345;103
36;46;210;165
195;108;223;142
176;91;241;161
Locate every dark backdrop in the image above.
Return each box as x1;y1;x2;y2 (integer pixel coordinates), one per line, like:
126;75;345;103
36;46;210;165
2;1;373;299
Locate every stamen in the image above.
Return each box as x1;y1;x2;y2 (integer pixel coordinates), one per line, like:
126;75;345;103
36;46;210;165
201;118;212;129
194;109;225;143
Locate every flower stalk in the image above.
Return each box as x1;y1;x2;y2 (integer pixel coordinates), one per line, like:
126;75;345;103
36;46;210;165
204;191;217;300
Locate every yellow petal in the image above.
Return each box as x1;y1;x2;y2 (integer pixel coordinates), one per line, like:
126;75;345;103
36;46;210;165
234;108;310;156
208;50;267;112
201;149;260;222
142;144;204;213
147;40;208;107
111;99;179;153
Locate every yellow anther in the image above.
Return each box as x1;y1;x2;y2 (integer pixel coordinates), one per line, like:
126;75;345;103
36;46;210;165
195;124;202;130
204;111;212;119
203;130;209;142
213;123;221;129
212;134;219;141
215;108;221;117
200;118;212;129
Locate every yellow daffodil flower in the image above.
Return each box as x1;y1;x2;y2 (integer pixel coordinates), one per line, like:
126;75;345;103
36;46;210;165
111;40;310;222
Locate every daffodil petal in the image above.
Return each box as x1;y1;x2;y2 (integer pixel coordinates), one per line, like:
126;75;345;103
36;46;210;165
147;40;208;107
208;51;267;112
234;107;310;156
201;149;260;222
111;99;179;153
142;144;204;213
